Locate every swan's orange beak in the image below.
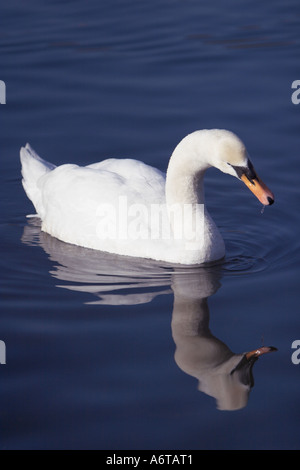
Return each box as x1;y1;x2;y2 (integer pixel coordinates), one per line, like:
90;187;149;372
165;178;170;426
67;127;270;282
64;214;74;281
245;346;277;360
241;173;274;206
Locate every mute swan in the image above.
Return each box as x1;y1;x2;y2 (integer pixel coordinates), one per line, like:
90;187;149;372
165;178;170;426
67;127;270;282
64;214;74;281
20;129;274;265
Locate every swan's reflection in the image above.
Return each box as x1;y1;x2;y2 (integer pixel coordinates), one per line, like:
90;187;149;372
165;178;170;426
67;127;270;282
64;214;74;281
22;219;276;411
170;272;276;410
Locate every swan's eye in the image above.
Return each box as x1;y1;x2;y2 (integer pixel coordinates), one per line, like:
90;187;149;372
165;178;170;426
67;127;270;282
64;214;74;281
228;159;257;183
245;159;258;182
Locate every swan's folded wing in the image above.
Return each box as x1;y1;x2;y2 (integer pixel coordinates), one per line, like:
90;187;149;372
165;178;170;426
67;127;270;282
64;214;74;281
87;158;166;203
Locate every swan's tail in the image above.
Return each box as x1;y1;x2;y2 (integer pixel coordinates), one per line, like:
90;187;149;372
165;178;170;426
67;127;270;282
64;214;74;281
20;143;56;218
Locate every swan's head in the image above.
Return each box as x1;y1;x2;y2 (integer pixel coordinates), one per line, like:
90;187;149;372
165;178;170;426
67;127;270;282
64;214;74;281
210;129;274;206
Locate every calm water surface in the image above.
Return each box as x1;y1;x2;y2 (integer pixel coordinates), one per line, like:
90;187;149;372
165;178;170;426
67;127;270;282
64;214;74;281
1;0;300;450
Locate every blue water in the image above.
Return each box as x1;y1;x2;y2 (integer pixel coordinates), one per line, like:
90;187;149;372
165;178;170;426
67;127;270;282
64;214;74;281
1;0;300;450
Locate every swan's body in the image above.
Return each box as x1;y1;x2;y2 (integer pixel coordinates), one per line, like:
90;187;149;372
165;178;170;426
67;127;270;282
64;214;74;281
20;129;274;265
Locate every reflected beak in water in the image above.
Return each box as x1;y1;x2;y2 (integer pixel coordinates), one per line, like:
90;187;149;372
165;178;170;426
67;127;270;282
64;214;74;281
231;345;277;380
245;346;277;360
230;345;277;389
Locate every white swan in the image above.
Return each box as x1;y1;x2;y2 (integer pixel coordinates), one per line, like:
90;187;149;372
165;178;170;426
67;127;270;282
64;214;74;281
20;129;274;265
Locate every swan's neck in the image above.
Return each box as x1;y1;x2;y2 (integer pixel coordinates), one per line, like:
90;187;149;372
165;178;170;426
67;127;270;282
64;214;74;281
165;138;209;207
165;132;225;262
